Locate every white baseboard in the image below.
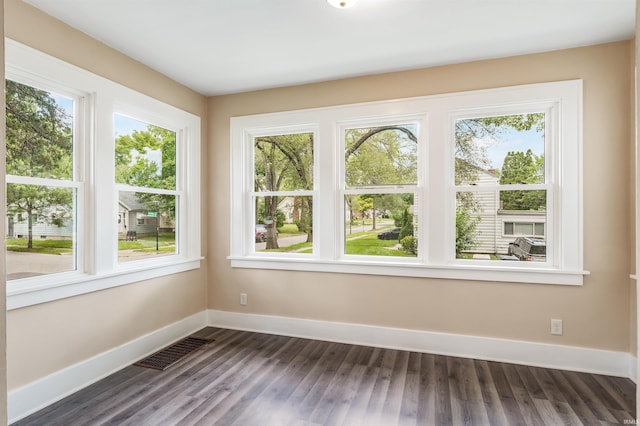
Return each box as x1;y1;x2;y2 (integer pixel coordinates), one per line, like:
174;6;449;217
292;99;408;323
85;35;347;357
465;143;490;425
208;309;635;381
8;309;635;424
8;311;208;424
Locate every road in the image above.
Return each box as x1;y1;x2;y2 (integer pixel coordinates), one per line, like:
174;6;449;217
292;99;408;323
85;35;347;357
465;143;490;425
255;222;394;250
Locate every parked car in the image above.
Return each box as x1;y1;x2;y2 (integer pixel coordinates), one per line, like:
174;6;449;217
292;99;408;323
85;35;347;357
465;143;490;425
507;237;546;261
255;224;267;242
255;224;278;242
377;227;401;240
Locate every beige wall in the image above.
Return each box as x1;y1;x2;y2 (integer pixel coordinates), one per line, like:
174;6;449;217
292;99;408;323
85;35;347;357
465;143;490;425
209;41;633;353
5;0;208;390
632;36;638;362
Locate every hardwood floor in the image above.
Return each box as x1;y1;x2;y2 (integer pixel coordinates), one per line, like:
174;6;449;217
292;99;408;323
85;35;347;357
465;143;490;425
15;327;636;425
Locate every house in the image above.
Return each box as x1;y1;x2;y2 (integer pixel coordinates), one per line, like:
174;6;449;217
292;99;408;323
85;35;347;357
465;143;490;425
0;0;637;423
462;168;547;255
117;192;175;238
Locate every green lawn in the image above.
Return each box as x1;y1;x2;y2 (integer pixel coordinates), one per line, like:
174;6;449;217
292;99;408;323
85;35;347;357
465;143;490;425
6;238;72;255
118;233;176;252
345;233;415;257
259;225;415;257
276;223;306;238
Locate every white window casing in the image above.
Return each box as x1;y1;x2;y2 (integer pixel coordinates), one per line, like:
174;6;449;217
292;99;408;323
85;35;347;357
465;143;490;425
230;80;586;285
5;39;202;310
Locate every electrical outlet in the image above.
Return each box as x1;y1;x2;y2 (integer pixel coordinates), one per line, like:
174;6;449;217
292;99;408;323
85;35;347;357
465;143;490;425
550;319;563;335
240;293;247;306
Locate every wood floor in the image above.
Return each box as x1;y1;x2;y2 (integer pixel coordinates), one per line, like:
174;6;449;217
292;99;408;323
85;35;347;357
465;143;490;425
16;327;636;425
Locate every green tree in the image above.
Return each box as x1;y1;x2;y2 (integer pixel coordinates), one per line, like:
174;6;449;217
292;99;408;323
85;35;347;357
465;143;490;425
499;149;545;210
115;125;177;217
254;133;314;248
6;80;74;248
455;206;480;255
398;207;414;242
454;113;544;254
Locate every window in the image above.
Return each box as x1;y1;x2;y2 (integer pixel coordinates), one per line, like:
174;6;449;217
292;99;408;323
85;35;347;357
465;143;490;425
252;130;315;254
342;122;419;258
5;40;201;309
503;222;545;237
453;112;548;261
115;115;178;262
230;80;584;285
5;79;81;280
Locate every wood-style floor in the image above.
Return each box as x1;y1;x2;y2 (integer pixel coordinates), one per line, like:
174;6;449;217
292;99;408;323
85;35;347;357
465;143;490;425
16;327;636;425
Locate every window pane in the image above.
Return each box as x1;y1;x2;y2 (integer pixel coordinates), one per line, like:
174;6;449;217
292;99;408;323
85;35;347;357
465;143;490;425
118;191;177;262
457;190;546;262
534;222;545;236
344;193;417;257
455;113;545;186
6;80;74;180
345;124;417;187
514;223;533;235
114;114;176;190
504;222;514;235
254;133;313;191
6;184;76;279
255;195;313;254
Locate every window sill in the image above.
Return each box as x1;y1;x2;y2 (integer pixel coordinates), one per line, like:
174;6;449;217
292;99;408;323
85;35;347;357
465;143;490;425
228;256;588;286
7;257;203;310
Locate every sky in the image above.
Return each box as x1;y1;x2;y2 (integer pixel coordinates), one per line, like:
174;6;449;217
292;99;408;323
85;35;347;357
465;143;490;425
480;126;545;170
114;114;163;168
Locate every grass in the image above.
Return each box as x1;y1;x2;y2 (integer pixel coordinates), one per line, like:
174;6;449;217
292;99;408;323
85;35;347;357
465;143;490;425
345;233;415;257
6;233;177;255
118;233;176;252
276;223;306;238
6;238;73;255
259;225;415;257
457;253;500;260
262;241;313;253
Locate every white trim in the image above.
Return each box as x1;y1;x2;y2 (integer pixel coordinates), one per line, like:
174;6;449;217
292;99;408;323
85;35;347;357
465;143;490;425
8;309;633;423
208;309;634;380
7;258;202;310
229;257;587;285
8;311;207;424
230;80;584;285
5;39;202;308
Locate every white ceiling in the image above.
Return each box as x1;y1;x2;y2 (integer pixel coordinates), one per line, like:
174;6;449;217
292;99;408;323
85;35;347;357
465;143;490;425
25;0;635;96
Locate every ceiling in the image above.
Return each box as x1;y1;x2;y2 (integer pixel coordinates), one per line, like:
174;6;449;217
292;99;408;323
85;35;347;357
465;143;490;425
25;0;635;96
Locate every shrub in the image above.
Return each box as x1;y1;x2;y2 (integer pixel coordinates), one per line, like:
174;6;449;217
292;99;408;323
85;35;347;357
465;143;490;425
400;236;417;255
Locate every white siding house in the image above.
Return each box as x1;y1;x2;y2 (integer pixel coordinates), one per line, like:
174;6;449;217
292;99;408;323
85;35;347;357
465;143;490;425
464;169;546;255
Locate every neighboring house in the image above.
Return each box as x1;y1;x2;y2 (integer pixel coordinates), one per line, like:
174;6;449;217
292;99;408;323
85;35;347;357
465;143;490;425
277;196;296;223
465;169;546;255
6;193;175;240
7;212;73;239
118;192;175;237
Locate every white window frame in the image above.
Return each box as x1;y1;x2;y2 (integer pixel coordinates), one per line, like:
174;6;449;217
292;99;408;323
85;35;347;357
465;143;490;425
449;103;554;268
503;221;545;237
247;125;318;257
337;115;424;263
229;80;585;285
6;39;202;310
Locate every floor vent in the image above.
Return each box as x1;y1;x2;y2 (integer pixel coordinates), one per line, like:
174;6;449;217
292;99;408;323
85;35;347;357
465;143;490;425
135;337;213;371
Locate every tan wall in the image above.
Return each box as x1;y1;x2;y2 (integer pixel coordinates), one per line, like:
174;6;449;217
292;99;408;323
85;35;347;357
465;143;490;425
209;41;633;353
5;0;208;390
632;36;638;361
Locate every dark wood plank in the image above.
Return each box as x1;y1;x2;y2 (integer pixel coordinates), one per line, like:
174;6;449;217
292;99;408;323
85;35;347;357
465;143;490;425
13;327;636;426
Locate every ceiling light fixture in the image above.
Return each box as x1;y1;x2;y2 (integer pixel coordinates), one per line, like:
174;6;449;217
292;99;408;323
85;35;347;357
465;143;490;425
327;0;359;9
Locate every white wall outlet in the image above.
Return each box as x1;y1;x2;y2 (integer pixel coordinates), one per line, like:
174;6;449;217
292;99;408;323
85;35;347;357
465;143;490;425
550;319;563;335
240;293;247;306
